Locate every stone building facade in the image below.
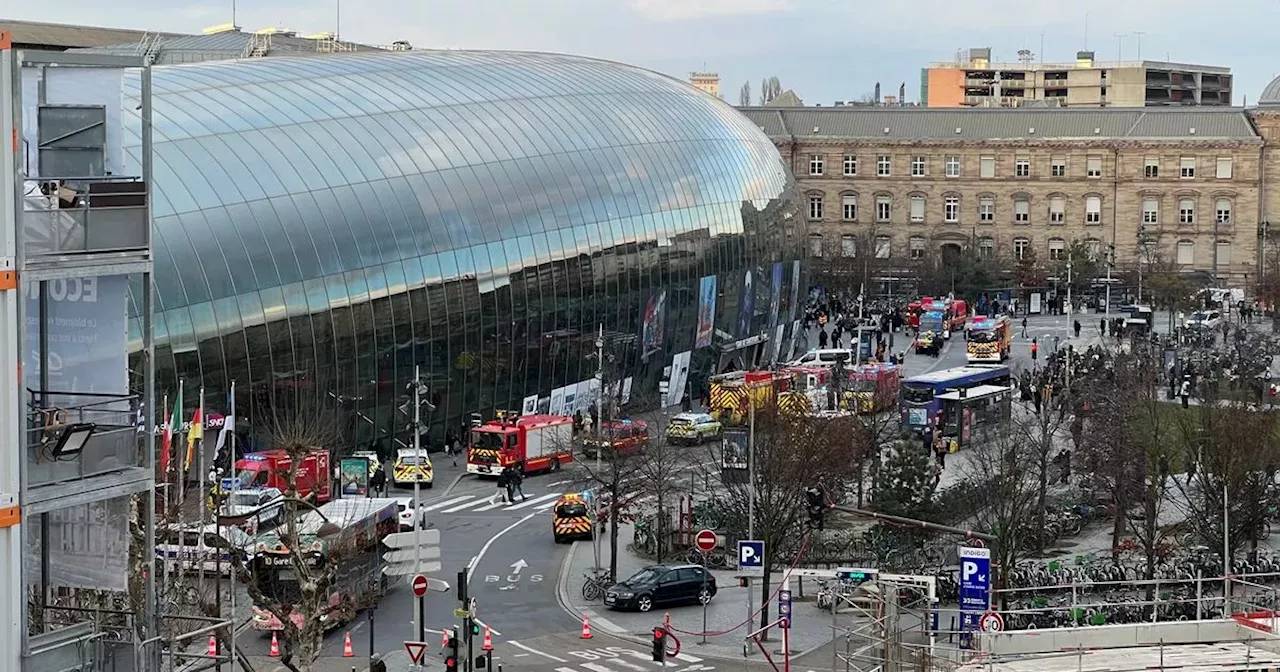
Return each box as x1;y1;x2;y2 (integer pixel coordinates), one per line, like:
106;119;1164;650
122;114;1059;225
739;107;1265;288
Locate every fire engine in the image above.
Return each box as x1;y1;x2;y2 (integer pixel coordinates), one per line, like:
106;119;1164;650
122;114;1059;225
708;370;792;426
467;411;574;476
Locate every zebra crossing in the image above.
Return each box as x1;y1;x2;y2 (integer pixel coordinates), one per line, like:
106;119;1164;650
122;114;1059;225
420;492;566;515
505;641;708;670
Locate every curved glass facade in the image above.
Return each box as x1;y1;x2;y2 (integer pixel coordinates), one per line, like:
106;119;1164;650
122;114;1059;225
120;50;804;447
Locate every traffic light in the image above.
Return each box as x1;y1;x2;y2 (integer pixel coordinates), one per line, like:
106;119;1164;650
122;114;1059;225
652;627;667;662
805;487;826;531
444;628;459;672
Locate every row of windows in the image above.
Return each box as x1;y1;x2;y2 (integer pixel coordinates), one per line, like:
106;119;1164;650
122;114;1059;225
807;192;1236;227
810;233;1233;265
806;153;1236;181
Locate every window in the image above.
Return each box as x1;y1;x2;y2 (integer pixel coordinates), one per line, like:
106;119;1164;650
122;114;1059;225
1216;241;1231;266
877;155;892;176
1142;198;1159;225
979;197;995;223
980;156;995;178
1014;237;1030;261
809;154;824;176
1051;156;1066;177
1177;240;1194;265
874;236;891;259
945;155;961;177
875;195;892;222
1180;157;1196;178
1014;197;1030;224
1145;157;1160;178
909;195;925;223
978;237;995;260
909;236;926;259
1084;238;1102;260
1215;198;1232;225
1085;196;1101;224
808;234;823;258
843;154;858;176
911;156;927;177
1015;157;1030;177
1049;196;1066;224
944;196;960;223
1048;238;1066;261
1179;198;1195;225
841;234;856;258
808;194;824;220
841;194;857;221
1086;156;1102;178
1216;158;1233;179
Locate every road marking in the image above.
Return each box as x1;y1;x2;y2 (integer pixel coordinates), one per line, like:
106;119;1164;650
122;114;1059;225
422;495;476;512
467;511;539;583
535;500;559;511
510;640;567;662
546;479;571;488
474;499;514;512
582;663;627;672
445;496;497;513
505;492;563;510
606;657;650;671
673;653;702;663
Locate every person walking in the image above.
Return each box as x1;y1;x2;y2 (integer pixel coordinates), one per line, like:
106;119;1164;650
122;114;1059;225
1030;338;1038;363
818;328;829;349
511;463;528;502
1180;376;1192;408
502;466;517;504
1073;319;1081;339
1099;318;1107;337
1021;316;1029;339
490;469;510;505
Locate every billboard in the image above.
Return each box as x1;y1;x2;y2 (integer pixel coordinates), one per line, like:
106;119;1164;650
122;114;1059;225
24;275;129;399
788;261;802;322
26;496;130;591
737;270;755;338
696;275;717;348
340;457;371;497
769;262;783;328
641;289;666;361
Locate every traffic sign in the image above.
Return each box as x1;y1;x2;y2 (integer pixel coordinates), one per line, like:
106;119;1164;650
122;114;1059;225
737;540;764;576
979;611;1004;632
405;641;428;664
383;529;443;577
384;529;442;549
958;545;992;634
383;548;443;564
695;529;718;552
384;561;442;577
778;589;792;630
412;575;429;597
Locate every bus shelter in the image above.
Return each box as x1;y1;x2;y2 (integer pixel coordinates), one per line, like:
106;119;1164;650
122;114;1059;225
936;384;1012;450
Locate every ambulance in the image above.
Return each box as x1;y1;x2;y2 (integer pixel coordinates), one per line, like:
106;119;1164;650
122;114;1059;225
391;448;434;488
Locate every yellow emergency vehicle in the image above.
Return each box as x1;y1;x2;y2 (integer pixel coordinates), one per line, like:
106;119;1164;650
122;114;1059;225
551;494;593;543
391;448;434;488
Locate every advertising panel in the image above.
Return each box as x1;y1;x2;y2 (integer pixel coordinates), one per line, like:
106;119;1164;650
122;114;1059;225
641;289;667;361
789;261;802;322
696;275;718;348
340;457;370;497
664;351;691;408
24;275;129;400
737;270;755;338
26;496;130;591
769;262;783;327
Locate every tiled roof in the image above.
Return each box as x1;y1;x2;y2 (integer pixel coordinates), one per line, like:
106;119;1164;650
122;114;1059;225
0;19;183;48
765;90;804;107
736;107;1261;141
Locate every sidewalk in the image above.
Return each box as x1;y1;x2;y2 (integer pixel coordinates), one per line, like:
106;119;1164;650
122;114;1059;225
557;522;837;660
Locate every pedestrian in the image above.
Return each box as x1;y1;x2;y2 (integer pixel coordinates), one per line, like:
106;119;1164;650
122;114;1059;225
370;467;386;496
503;467;517;503
933;433;947;469
1021;316;1028;338
512;463;528;501
1180;376;1192;408
1073;319;1081;338
1030;338;1038;362
1099;318;1106;337
818;328;829;349
449;435;460;466
490;469;510;505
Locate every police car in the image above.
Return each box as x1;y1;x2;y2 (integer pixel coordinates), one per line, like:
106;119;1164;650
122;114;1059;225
664;413;722;446
392;448;434;488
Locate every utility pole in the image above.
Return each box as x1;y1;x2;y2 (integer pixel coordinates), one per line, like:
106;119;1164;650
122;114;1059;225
1105;244;1114;329
1114;33;1127;62
1066;255;1073;318
854;284;865;363
593;325;605;573
1133;31;1145;60
404;366;433;643
746;401;756;637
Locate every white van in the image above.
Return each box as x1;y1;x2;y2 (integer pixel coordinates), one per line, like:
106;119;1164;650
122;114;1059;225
787;349;856;367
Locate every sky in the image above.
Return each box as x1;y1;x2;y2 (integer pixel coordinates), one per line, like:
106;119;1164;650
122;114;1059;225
9;0;1280;105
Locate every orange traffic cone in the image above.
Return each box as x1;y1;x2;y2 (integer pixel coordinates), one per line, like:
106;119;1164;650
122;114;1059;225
269;632;279;657
482;625;494;651
440;628;450;649
207;634;218;656
580;614;593;639
343;631;354;657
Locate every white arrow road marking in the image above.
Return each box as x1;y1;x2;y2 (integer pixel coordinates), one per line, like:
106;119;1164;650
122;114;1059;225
467;512;539;583
509;641;566;662
505;492;563;510
510;558;528;573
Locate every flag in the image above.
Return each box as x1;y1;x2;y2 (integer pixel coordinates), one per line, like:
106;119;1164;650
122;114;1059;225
215;382;236;456
160;383;182;477
185;393;204;472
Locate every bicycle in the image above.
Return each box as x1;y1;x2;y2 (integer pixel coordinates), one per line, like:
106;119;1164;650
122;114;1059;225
582;569;615;601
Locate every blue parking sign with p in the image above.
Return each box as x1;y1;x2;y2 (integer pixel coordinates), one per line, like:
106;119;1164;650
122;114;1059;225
738;540;764;576
957;545;991;641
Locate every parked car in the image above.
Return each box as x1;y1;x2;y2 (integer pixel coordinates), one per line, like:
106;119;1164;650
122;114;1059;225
787;348;855;368
395;496;427;531
665;413;722;446
604;564;717;612
156;523;256;576
1185;310;1223;329
219;487;284;535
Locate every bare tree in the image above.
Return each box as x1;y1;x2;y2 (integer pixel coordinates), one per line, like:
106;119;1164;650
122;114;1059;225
631;434;690;563
700;409;861;637
958;424;1040;605
739;81;752;107
238;384;347;671
1019;381;1075;553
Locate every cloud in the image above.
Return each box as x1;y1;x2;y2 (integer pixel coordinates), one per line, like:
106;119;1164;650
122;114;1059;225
627;0;793;21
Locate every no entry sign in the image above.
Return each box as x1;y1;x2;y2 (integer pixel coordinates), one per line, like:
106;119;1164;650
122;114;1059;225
412;574;429;597
695;529;718;552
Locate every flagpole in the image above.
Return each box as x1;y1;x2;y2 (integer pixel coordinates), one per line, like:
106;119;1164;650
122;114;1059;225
196;387;206;602
226;380;237;672
174;380;186;596
159;391;169;604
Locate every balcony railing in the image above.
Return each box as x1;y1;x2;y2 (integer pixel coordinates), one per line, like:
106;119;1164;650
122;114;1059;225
26;390;143;489
22;178;149;263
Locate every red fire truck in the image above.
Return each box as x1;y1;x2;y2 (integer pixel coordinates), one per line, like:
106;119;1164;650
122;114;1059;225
468;412;575;476
233;448;332;503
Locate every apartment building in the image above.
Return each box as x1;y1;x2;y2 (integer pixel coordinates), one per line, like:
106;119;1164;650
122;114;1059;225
923;48;1233;108
737;107;1263;287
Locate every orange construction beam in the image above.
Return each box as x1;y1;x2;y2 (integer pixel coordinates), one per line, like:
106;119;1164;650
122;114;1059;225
0;505;18;529
0;30;11;50
0;269;14;291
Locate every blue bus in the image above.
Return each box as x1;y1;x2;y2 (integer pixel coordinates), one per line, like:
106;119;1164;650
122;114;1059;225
900;364;1012;430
